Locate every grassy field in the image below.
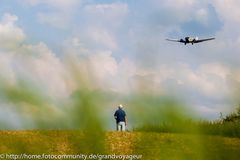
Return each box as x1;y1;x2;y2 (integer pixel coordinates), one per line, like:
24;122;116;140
0;130;240;160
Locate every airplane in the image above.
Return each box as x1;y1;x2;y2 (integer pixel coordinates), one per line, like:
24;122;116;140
166;37;215;45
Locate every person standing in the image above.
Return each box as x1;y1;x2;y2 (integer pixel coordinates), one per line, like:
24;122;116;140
114;104;127;131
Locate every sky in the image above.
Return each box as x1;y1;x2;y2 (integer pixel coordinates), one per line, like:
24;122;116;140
0;0;240;128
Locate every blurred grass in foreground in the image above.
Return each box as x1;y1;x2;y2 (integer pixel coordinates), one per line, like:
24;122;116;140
0;58;239;159
127;94;198;132
0;58;108;154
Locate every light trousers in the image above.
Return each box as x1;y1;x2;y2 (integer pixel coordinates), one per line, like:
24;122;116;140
117;121;126;131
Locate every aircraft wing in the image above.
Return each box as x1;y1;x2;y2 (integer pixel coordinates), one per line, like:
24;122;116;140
194;38;215;43
166;38;181;42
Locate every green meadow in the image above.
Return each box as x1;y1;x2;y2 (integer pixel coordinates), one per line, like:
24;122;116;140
0;131;240;160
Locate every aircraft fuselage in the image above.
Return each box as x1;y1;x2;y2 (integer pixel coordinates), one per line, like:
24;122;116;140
183;37;197;45
166;36;215;45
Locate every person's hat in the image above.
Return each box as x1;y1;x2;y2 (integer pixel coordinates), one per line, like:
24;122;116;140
118;104;123;108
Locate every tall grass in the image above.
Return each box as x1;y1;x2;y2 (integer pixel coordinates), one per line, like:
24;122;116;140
0;58;239;159
0;60;108;154
134;121;240;138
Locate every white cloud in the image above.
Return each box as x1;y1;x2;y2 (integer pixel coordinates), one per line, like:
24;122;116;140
84;2;128;21
198;63;230;80
21;0;81;28
171;63;230;97
63;37;89;56
0;13;71;99
153;0;199;23
18;43;71;98
195;8;209;25
0;51;16;84
84;2;129;28
202;1;240;63
0;13;25;50
37;12;70;28
213;0;240;23
61;47;232;99
0;13;23;82
101;58;137;94
126;62;231;99
164;0;196;9
86;28;118;50
209;1;240;44
63;37;118;86
0;42;71;99
22;0;80;11
88;50;118;79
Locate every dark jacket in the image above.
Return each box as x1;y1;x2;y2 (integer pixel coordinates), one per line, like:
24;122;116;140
114;108;126;123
